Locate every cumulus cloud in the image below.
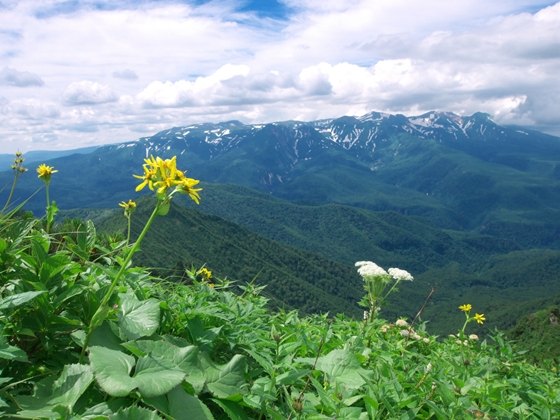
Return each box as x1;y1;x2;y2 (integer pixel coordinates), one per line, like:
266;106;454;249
62;81;118;105
0;67;44;87
1;0;560;150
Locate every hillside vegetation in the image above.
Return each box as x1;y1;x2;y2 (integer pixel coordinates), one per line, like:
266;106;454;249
1;174;559;418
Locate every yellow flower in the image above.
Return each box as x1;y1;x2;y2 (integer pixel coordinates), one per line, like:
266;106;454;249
119;199;136;209
176;177;202;204
119;200;137;216
133;155;202;204
198;267;212;280
474;313;486;324
133;164;158;192
37;164;58;183
459;304;472;313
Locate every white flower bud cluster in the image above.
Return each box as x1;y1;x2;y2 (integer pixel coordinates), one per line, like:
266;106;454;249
388;267;414;281
355;261;387;277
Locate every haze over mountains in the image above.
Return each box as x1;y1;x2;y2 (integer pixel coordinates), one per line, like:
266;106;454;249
3;110;560;333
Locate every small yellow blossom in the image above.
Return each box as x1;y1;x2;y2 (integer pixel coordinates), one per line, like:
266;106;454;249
198;267;212;280
459;304;472;313
474;313;486;324
37;164;57;183
119;199;137;210
119;200;137;217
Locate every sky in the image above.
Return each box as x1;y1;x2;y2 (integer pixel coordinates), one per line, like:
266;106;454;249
1;0;559;152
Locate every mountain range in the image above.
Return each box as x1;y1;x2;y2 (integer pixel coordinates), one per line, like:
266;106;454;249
3;110;560;333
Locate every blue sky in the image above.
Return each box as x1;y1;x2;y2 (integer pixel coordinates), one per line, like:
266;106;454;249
1;0;559;151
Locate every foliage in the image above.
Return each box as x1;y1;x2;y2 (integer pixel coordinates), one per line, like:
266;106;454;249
1;202;559;418
507;305;560;369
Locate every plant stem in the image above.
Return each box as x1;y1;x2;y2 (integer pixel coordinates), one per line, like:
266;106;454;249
1;173;19;215
79;200;162;363
126;215;131;246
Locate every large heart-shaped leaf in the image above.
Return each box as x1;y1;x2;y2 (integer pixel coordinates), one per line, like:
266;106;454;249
16;364;94;417
117;294;160;340
199;353;247;399
298;349;370;389
89;346;185;398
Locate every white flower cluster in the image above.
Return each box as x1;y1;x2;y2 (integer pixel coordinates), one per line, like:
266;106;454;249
355;261;387;277
388;267;414;281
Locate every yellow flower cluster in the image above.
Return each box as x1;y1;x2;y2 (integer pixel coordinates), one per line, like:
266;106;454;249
459;303;486;324
133;155;201;204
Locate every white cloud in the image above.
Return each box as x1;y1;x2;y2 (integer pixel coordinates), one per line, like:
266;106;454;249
0;67;44;87
62;81;118;105
0;0;559;151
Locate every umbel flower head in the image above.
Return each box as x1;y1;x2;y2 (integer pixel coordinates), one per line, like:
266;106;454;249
37;164;58;184
134;155;202;204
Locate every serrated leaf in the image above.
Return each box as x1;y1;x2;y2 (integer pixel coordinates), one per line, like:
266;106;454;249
0;291;46;311
111;406;163;420
200;353;247;399
89;346;185;398
117;294;160;340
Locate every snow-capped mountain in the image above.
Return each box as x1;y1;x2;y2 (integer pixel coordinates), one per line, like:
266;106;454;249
4;110;560;248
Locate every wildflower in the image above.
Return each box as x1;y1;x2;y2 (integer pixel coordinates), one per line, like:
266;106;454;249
395;319;409;328
469;334;479;341
119;199;136;214
423;337;430;343
474;313;486;324
2;150;28;214
356;261;387;277
426;363;432;373
380;324;391;333
388;267;413;281
133;155;202;204
459;304;472;313
37;164;58;184
198;267;212;281
400;330;410;337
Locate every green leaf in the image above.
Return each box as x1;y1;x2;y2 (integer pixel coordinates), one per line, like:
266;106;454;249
89;346;186;398
168;386;215;420
117;294;160;340
111;406;163;420
16;364;94;416
298;349;368;390
211;398;247;420
0;342;29;362
0;291;46;311
200;353;247;399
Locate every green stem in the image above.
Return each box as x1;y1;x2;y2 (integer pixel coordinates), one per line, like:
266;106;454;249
383;279;401;301
126;215;131;246
79;200;162;363
1;173;19;215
